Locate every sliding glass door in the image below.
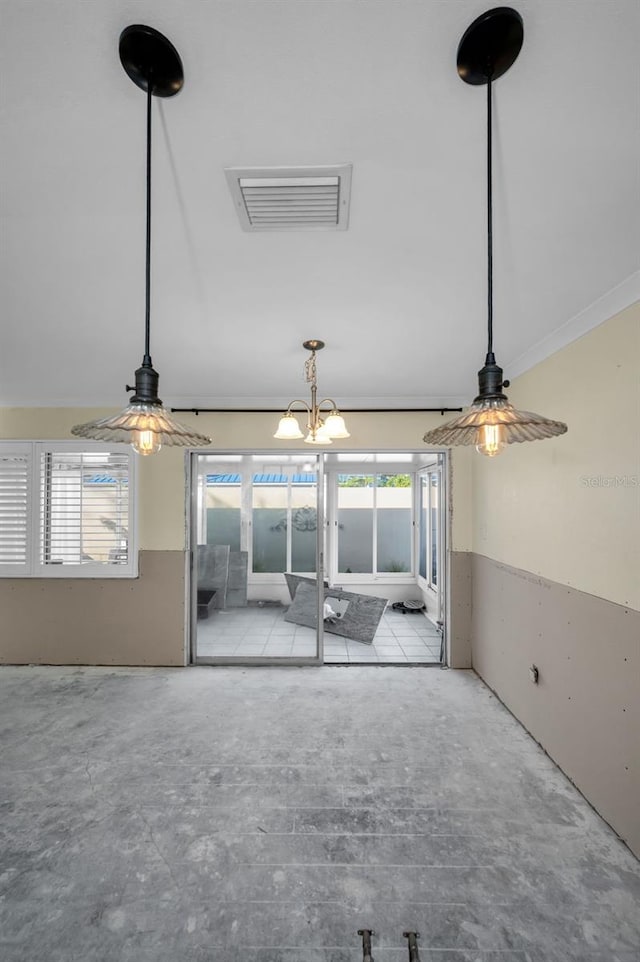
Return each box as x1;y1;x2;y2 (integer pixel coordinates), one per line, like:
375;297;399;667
189;450;447;666
191;453;323;664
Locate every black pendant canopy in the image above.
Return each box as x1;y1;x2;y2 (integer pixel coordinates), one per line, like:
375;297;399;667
119;24;184;97
72;25;210;454
423;8;567;456
456;6;523;85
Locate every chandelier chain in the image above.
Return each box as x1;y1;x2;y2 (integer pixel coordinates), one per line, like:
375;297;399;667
304;353;317;386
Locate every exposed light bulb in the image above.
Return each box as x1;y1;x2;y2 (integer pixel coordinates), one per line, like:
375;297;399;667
476;422;507;457
132;429;162;456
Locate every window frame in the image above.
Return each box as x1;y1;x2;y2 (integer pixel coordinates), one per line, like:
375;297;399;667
250;473;319;576
417;464;441;595
0;440;138;579
199;464;320;580
327;469;415;583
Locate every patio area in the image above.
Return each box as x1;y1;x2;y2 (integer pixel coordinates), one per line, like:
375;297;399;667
196;604;442;663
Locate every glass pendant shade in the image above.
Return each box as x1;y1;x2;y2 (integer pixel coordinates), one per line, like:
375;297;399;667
274;413;304;440
422;395;568;454
71;400;211;455
323;411;351;439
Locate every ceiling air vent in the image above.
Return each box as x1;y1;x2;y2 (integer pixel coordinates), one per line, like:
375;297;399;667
225;165;352;232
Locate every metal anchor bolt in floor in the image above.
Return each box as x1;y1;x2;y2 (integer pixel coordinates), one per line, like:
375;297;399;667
357;928;374;961
403;931;421;961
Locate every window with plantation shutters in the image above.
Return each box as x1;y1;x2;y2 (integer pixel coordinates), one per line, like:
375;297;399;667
0;446;31;574
40;451;130;569
0;442;137;578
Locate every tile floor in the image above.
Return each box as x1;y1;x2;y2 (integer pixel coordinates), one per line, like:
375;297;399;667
196;605;442;663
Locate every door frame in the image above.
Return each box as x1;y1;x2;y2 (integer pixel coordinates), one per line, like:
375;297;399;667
186;448;449;666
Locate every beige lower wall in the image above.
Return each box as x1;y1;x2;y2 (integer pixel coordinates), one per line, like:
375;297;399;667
471;553;640;857
449;551;472;668
0;551;186;666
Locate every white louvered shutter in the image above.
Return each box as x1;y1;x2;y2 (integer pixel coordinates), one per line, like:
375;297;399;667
0;447;31;574
39;450;132;573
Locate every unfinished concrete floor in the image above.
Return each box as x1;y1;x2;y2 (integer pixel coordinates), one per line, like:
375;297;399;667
0;666;638;962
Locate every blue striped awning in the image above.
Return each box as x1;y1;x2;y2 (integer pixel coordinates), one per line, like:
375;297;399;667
206;473;317;485
85;475;128;484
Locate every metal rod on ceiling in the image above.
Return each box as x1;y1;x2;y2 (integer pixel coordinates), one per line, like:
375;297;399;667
170;407;463;415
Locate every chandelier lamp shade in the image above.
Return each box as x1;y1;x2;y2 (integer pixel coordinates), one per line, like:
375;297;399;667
71;25;211;456
422;8;567;457
274;340;350;445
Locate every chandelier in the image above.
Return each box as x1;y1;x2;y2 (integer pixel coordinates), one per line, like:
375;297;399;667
274;340;350;445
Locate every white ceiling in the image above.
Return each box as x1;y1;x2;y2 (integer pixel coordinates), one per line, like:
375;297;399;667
2;0;639;410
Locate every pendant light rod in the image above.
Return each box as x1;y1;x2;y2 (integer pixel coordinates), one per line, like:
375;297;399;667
144;79;152;363
486;74;493;358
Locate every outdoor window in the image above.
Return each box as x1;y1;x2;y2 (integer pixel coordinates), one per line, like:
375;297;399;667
251;473;317;574
197;462;319;577
204;474;242;551
336;473;413;576
252;477;289;573
0;442;137;577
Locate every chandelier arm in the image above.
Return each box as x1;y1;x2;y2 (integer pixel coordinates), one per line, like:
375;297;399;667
486;71;493;359
285;400;312;415
317;398;339;410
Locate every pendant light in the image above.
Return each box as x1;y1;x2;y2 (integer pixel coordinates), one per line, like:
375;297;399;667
274;340;350;445
72;25;211;455
423;8;567;457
